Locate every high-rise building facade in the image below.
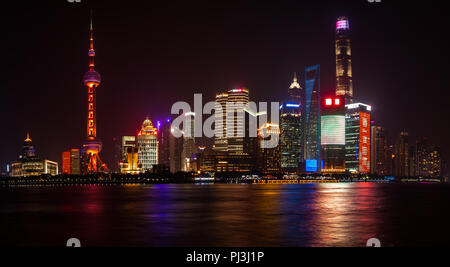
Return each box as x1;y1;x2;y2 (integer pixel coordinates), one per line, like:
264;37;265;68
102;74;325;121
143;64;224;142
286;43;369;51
62;149;81;175
122;136;137;162
137;117;158;172
158;119;172;168
413;138;442;178
280;103;302;173
213;88;250;154
227;88;250;154
258;123;281;175
335;16;353;103
181;112;198;172
62;151;71;174
428;145;442;178
169;125;183;173
345;103;371;173
393;132;409;177
120;146;142;174
370;126;389;175
321;96;346;173
279;74;303;173
214;92;229;152
303;65;321;172
288;73;302;104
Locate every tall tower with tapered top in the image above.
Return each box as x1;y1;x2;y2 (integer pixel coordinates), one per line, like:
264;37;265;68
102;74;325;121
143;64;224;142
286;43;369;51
81;11;107;174
335;16;353;103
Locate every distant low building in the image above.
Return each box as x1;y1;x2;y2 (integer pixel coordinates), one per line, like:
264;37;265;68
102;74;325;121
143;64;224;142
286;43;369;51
10;134;58;177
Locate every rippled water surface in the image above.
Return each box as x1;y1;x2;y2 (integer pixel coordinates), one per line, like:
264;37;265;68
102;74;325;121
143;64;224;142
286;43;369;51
1;183;449;246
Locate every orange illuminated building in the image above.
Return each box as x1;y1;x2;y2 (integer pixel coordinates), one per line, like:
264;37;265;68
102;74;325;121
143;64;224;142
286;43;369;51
81;12;107;174
62;151;71;174
62;149;81;175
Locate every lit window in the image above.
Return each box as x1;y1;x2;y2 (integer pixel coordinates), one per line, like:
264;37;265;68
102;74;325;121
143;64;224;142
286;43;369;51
334;98;340;106
325;98;332;106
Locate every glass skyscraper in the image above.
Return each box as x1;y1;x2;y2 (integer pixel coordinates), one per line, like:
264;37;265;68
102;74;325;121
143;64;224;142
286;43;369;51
303;65;321;172
280;74;302;173
280;102;302;173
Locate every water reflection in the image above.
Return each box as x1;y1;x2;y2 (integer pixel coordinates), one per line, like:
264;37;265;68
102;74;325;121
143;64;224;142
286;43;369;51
309;183;384;246
1;183;450;246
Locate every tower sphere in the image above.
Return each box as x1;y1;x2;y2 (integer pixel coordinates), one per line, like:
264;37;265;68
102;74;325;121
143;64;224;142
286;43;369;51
83;70;101;87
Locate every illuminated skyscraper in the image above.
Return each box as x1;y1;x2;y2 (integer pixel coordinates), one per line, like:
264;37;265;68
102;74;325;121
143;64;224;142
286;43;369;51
169;125;183;173
120;146;142;174
122;136;136;162
227;88;250;154
345;103;371;173
280;102;302;173
288;73;302;105
213;88;250;154
370;126;389;175
412;138;442;178
428;145;442;178
393;132;409;177
21;133;36;160
181;112;198;172
279;74;303;173
158;119;172;169
335;16;353;103
137;117;158;172
303;65;321;172
81;13;107;174
258;123;281;175
214;92;229;152
321;96;346;173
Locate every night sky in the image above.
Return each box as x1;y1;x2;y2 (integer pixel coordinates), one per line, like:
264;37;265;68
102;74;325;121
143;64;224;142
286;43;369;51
1;0;449;174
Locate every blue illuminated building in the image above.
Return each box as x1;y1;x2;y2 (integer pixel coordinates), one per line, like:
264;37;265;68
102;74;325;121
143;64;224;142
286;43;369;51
303;65;321;172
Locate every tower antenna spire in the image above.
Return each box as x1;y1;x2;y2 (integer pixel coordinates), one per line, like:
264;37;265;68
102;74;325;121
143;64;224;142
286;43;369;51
89;9;95;71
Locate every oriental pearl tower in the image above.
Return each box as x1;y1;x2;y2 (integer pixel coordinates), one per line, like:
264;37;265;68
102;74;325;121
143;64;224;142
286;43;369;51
81;12;108;174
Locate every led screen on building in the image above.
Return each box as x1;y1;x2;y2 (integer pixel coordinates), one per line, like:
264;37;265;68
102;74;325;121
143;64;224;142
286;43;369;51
321;115;345;145
359;112;371;173
305;159;322;172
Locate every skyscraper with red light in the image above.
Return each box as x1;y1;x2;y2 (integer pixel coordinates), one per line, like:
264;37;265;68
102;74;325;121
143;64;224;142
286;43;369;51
321;96;346;173
81;13;107;174
335;16;353;103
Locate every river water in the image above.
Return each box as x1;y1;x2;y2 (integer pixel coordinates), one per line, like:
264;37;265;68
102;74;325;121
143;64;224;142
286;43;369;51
1;183;449;247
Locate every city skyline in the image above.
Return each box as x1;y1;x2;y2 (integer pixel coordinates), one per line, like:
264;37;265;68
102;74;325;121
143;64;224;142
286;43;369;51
1;1;449;176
